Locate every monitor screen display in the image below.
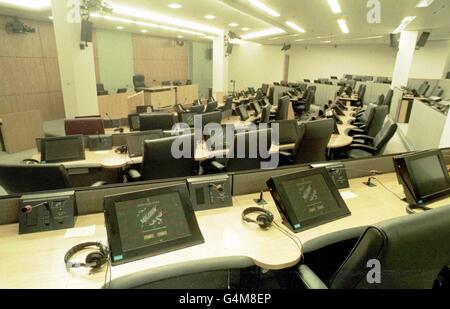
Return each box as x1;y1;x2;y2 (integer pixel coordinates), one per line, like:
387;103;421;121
128;114;140;131
126;130;163;158
408;154;450;198
115;192;191;253
267;168;351;232
41;136;85;163
104;184;204;266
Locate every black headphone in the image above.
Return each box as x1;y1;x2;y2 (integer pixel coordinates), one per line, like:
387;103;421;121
64;242;109;269
242;207;274;229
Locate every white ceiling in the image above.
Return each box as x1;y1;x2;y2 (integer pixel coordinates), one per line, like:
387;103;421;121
0;0;449;45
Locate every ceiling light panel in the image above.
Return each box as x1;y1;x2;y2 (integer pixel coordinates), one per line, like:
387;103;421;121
327;0;342;14
337;19;349;33
248;0;280;17
416;0;434;8
286;21;306;33
241;28;285;40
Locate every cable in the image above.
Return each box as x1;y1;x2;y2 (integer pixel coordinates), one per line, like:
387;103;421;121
273;221;304;265
369;177;405;201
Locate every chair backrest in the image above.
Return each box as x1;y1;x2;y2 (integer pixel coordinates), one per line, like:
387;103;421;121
226;129;272;172
96;83;105;92
261;84;269;96
140;134;196;181
417;81;429;96
222;96;233;113
117;88;127;94
139;113;175;131
205;101;218;113
260;104;271;124
276;96;290;121
358;84;366;103
162;81;171;86
133;75;146;89
383;89;393;106
268;87;275;104
330;205;450;289
64;118;105;136
236;104;250;121
189;104;205;114
430;86;444;97
0;164;72;195
366;105;388;137
201;111;222;128
250;100;262;115
376;94;385;106
359;103;376;124
292;119;334;164
373;118;397;153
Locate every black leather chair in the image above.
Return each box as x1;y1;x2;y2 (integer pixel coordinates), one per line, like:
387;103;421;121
138;134;197;181
220;96;233;119
271;96;290;121
133;75;146;92
348;105;388;138
297;205;450;289
253;104;271;125
294;86;316;115
236;104;250;121
96;84;109;96
429;86;444;98
139;113;176;131
346;118;397;159
355;84;366;106
205;101;218;113
162;81;172;86
280;119;334;165
417;81;430;96
0;164;105;195
210;129;272;172
250;100;262;116
383;89;394;106
189;104;205;114
354;94;384;115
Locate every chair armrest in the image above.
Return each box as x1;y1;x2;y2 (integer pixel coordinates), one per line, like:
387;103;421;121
279;151;292;157
91;181;108;187
352;135;374;143
210;160;225;171
297;265;328;289
21;159;40;165
347;128;365;136
353;122;365;127
127;169;142;180
348;144;378;154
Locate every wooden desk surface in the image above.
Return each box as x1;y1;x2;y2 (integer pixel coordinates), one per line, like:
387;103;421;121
2;172;449;289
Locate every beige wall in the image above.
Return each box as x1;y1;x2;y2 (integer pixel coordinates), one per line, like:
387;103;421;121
0;16;65;121
228;42;284;90
410;40;450;79
132;34;188;84
288;44;397;80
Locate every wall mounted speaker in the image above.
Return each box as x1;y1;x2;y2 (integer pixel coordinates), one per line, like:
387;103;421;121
416;32;431;48
390;33;399;49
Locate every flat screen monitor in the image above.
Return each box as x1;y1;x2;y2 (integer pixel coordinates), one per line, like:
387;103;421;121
200;111;222;128
126;130;164;158
104;184;204;266
267;168;351;232
393;150;450;206
128;114;140;131
41;135;85;163
139;113;175;131
178;112;196;127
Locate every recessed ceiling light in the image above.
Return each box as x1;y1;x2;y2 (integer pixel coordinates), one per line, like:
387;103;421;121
241;27;250;31
177;35;183;38
48;16;53;20
321;40;332;43
393;16;416;34
416;0;434;8
241;28;285;40
229;23;239;27
248;0;280;17
168;3;182;9
337;19;349;34
140;29;148;33
116;26;124;30
286;21;306;33
204;15;216;20
295;39;305;42
327;0;342;14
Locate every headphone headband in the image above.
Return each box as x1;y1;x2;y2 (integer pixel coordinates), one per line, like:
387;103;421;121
242;207;274;228
64;242;108;269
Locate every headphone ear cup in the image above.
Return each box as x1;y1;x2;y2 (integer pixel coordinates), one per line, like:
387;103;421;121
256;214;271;229
86;252;104;269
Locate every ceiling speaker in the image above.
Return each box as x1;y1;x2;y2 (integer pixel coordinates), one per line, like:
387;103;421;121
390;33;399;49
416;32;431;48
175;39;184;47
281;43;291;51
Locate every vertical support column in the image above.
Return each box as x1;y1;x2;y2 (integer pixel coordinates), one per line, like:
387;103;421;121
51;0;99;118
212;34;228;95
391;31;419;89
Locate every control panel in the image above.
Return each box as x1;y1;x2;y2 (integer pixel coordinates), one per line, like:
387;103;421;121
187;175;233;211
18;191;75;234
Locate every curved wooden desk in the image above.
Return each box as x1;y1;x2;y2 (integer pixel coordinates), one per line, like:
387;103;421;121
2;172;449;288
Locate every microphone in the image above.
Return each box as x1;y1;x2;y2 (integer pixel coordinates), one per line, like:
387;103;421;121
106;113;124;133
21;202;49;214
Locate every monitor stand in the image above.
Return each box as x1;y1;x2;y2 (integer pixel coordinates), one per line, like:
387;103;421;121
405;199;432;215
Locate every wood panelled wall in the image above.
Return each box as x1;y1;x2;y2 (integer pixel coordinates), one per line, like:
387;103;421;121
132;34;188;83
0;16;65;121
